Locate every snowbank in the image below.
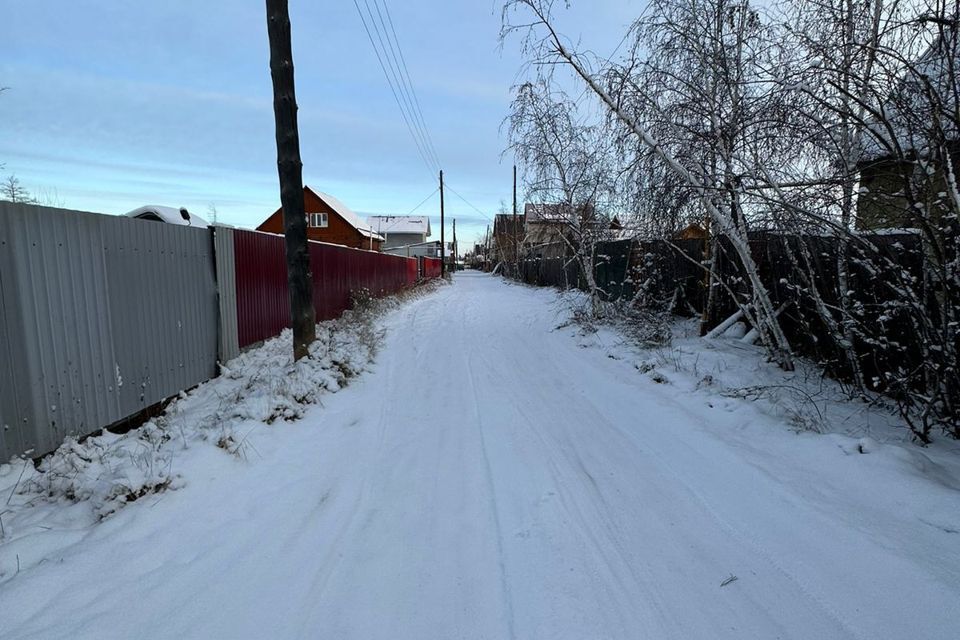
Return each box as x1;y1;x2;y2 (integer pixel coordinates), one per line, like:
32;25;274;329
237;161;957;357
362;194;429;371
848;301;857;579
0;308;380;581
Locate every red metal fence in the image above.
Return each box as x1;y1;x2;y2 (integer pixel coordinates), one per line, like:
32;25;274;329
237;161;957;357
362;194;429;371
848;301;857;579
421;257;442;279
234;229;422;349
406;256;419;285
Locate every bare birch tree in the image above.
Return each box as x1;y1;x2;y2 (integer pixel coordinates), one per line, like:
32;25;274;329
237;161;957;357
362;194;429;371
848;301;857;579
507;78;617;310
503;0;797;370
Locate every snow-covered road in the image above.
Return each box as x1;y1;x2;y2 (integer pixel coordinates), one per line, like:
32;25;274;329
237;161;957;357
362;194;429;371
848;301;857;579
2;272;959;639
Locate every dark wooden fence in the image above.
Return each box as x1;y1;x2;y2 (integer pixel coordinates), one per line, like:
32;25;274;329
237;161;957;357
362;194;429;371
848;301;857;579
510;232;927;385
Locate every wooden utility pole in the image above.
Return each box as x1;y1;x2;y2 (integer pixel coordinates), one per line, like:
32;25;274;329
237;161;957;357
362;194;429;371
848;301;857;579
486;223;491;270
512;164;519;273
452;218;457;273
266;0;315;360
440;170;446;277
512;165;517;216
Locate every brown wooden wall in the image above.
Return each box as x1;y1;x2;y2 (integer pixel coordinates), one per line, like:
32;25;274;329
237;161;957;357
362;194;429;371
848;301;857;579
256;189;382;251
857;151;960;231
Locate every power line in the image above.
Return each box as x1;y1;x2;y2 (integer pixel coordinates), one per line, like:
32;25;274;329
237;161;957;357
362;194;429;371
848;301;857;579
444;182;494;223
406;187;438;215
362;0;437;171
351;0;436;177
368;0;439;169
377;0;442;169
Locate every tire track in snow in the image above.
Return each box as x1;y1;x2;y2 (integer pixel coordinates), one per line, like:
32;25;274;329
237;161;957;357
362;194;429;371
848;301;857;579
468;295;850;638
575;397;859;639
537;331;865;640
471;346;677;640
297;286;516;638
465;343;517;640
293;300;412;635
467;332;670;635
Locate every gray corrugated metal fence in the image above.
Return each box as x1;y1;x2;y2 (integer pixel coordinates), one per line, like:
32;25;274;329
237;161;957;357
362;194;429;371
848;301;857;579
0;202;219;460
213;226;240;363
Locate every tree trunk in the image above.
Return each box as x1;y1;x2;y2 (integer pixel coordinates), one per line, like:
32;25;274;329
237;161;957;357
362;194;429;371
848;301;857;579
266;0;316;361
835;0;866;391
700;216;717;335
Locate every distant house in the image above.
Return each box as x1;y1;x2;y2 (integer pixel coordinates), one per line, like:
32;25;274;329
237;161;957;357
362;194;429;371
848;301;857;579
523;202;599;258
608;215;641;241
125;205;208;227
367;215;432;256
856;157;921;231
257;186;384;251
492;213;525;264
676;222;707;240
856;30;960;231
419;240;451;260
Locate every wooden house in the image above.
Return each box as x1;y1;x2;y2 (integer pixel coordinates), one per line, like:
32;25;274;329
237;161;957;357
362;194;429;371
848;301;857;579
523;202;601;259
492;213;525;264
856;30;960;231
676;223;707;240
257;186;384;251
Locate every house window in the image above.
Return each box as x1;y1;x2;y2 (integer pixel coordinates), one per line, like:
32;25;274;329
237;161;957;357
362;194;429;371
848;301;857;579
308;212;328;228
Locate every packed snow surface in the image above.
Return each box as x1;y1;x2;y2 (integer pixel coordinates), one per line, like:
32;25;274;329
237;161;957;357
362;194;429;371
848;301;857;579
2;272;960;639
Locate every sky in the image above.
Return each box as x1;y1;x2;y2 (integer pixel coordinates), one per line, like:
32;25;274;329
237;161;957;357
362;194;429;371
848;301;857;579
1;1;639;247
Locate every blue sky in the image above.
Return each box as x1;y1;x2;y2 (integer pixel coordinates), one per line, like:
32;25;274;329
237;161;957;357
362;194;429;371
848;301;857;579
1;1;638;246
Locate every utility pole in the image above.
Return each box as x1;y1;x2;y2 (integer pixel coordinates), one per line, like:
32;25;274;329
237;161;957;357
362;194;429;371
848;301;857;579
440;169;446;277
512;164;519;276
265;0;315;361
486;223;491;270
513;164;517;216
452;218;457;273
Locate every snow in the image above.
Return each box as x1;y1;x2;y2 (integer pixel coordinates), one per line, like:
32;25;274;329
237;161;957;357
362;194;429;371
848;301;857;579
124;205;209;227
1;273;959;639
367;215;432;237
859;31;960;163
722;320;748;338
0;309;378;575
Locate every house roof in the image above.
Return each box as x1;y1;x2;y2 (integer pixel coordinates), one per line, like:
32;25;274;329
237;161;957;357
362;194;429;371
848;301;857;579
366;215;432;237
305;187;384;241
860;26;960;163
524;202;596;223
124;205;209;227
